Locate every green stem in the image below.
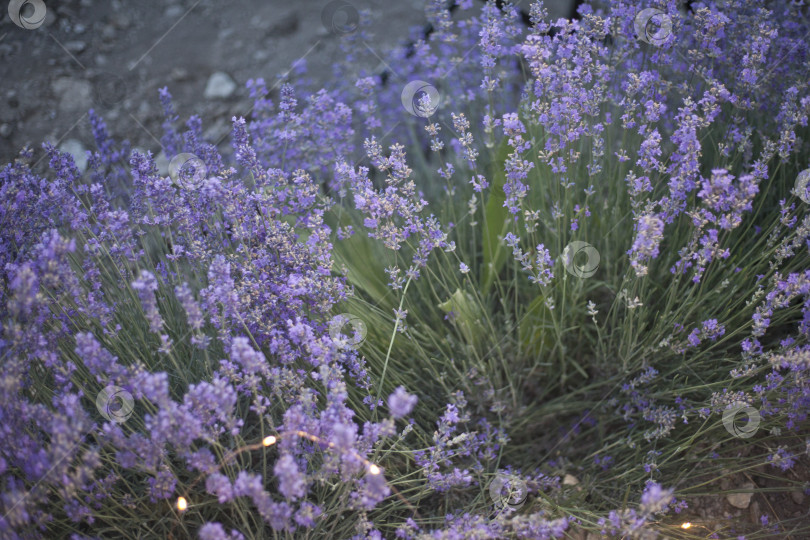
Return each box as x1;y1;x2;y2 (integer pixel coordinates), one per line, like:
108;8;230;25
376;274;413;409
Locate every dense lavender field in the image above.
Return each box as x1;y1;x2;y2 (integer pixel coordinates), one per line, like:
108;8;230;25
1;1;810;538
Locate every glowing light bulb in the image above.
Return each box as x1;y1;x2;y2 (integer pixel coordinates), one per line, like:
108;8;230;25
176;497;188;511
368;464;381;475
681;522;692;529
263;435;277;447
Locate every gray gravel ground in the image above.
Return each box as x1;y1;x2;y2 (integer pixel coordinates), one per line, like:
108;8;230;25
0;0;432;168
1;0;575;171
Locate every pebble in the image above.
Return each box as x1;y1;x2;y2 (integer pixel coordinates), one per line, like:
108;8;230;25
0;124;11;138
264;11;299;38
58;139;88;173
65;41;87;54
101;25;117;41
51;77;93;112
563;474;579;486
170;67;191;81
111;13;131;29
749;501;760;524
164;6;184;19
790;490;805;505
204;72;237;99
727;483;756;509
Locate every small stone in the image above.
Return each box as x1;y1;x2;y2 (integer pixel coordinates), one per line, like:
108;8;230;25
563;474;579;486
58;139;88;173
101;25;117;40
264;10;299;38
164;6;183;19
0;124;11;138
727;483;755;509
170;67;190;81
111;13;131;29
51;78;93;112
65;40;87;53
790;490;805;505
204;72;237;99
749;501;760;524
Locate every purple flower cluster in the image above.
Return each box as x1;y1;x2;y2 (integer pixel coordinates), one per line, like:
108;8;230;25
598;482;673;537
0;114;395;535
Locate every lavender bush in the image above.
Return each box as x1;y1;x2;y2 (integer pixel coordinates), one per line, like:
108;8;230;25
2;1;810;538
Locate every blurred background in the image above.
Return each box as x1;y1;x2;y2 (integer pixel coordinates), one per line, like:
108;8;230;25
0;0;573;171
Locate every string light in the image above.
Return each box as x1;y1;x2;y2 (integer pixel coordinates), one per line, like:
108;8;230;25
180;429;415;520
186;430;386;504
292;429;382;474
681;522;692;529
